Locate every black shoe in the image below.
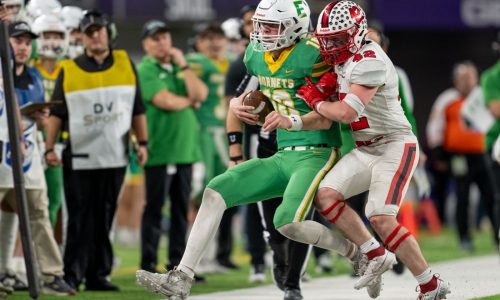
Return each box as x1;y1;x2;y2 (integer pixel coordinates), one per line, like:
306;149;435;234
217;258;239;270
284;288;303;300
392;256;406;275
272;263;286;291
85;280;119;291
194;274;206;284
42;276;76;296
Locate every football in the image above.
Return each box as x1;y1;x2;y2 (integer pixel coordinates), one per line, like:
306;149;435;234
242;90;274;125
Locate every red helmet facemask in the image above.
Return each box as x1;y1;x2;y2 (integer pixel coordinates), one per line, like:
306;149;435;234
316;27;359;66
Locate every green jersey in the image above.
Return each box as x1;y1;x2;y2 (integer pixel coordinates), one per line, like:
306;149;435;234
480;61;500;150
33;60;62;101
244;37;342;149
187;53;229;127
137;56;202;166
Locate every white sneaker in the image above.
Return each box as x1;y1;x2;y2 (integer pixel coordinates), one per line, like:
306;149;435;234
366;275;382;298
136;268;193;298
249;264;266;283
417;275;451;300
354;251;396;289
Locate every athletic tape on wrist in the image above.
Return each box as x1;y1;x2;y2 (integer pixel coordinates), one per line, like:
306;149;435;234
343;93;365;116
287;115;303;131
316;101;326;114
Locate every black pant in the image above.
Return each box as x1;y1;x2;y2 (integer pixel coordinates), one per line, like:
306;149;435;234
453;154;500;246
62;164;125;287
140;164;192;271
245;203;266;266
260;198;312;290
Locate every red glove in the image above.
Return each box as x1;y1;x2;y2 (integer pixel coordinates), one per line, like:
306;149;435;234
317;72;338;96
296;77;327;111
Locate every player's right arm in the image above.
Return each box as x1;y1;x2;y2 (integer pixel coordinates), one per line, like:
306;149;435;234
226;74;260;167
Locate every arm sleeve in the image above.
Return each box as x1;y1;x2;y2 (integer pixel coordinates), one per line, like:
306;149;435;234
129;59;145;116
350;59;387;87
50;69;68;121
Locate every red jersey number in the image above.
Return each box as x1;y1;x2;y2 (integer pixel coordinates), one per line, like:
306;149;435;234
352;50;377;62
350;116;369;131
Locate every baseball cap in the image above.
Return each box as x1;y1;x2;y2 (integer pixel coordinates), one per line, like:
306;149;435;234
80;10;108;34
142;20;170;40
8;21;38;39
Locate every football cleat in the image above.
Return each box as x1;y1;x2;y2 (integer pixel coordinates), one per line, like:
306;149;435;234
354;250;396;289
136;267;193;299
417;275;451;300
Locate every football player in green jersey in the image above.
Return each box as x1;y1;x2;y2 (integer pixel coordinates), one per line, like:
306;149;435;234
136;1;378;298
31;14;67;228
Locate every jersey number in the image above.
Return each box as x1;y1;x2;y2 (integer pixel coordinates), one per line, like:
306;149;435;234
353;50;376;62
350;116;369;131
262;89;299;116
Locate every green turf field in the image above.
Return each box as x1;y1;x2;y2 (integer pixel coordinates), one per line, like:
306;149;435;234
7;227;499;299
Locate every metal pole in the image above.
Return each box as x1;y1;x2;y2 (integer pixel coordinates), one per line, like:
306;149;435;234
0;21;39;299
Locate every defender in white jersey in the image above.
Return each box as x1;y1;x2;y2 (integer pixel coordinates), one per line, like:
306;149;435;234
293;1;450;299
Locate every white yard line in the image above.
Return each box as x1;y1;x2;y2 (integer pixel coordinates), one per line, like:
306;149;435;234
189;255;500;300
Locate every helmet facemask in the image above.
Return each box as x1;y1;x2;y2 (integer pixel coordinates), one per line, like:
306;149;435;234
250;17;296;52
316;25;360;66
315;1;368;66
37;32;67;59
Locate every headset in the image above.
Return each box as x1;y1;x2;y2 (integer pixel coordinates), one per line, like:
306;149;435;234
81;10;118;46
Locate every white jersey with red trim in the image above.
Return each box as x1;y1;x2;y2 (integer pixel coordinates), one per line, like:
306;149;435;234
335;40;412;142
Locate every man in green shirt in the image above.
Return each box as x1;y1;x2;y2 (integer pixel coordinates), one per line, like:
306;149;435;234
137;1;382;299
137;20;208;275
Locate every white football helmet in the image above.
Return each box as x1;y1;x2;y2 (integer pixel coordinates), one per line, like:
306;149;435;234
250;0;311;52
32;14;68;59
222;17;242;41
25;0;62;24
60;6;84;59
315;1;368;65
61;6;83;31
1;0;24;21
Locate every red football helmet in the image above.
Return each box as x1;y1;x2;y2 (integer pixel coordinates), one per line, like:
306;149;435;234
315;1;368;66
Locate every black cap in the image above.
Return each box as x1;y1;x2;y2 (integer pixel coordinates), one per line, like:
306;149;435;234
80;10;108;33
142;20;170;40
8;21;38;39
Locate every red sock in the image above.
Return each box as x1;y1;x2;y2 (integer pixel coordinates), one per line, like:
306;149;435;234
419;275;438;293
366;245;386;260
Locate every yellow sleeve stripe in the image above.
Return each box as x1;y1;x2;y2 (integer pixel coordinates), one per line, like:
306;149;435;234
313;61;327;68
312;67;331;78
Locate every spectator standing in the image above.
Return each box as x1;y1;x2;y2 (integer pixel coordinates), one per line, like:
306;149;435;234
0;21;74;296
137;20;207;276
436;62;499;250
44;11;148;291
31;14;67;231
